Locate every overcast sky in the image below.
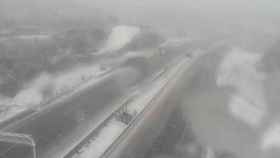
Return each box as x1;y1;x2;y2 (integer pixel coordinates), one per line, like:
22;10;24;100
1;0;280;35
78;0;280;21
74;0;280;34
2;0;280;22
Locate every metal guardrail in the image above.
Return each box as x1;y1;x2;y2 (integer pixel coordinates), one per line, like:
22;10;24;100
0;132;36;158
63;94;137;158
65;56;190;158
101;57;189;158
0;53;191;158
63;58;178;158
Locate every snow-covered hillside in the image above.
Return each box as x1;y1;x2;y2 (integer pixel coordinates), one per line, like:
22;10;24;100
99;25;140;53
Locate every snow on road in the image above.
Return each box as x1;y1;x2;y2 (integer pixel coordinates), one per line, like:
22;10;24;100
126;55;189;114
71;57;190;158
74;119;126;158
71;75;167;158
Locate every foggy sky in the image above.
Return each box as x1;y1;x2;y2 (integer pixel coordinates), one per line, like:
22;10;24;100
2;0;280;22
79;0;280;24
1;0;280;35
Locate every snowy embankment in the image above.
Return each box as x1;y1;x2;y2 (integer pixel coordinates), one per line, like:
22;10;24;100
216;48;267;127
0;24;141;122
216;48;280;152
0;64;106;122
12;25;141;107
98;25;140;54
